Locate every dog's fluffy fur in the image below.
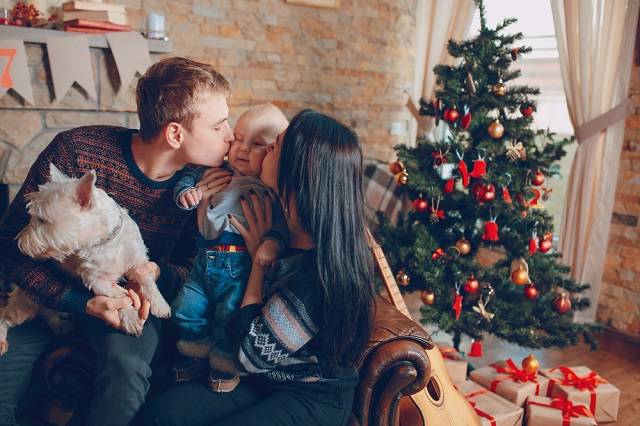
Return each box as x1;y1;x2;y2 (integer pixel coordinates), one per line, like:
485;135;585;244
0;164;171;355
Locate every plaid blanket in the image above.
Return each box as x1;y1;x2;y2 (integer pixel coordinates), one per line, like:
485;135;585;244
362;160;409;228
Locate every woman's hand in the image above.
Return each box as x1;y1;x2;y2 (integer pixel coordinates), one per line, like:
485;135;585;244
228;191;273;260
197;168;233;199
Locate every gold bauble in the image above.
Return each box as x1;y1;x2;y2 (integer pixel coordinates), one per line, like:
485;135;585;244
395;171;409;185
455;238;471;255
488;119;505;139
396;270;410;286
420;289;435;305
492;82;507;96
522;354;539;375
511;268;530;285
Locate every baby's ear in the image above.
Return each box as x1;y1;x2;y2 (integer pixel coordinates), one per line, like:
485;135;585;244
76;170;96;209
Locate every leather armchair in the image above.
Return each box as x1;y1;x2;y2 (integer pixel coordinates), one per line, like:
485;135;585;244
26;295;432;426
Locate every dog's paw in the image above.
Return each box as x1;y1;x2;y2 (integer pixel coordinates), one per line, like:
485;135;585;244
0;340;8;356
119;307;145;337
149;294;171;319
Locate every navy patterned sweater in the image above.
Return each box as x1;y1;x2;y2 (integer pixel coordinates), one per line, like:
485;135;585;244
226;248;358;385
0;126;197;314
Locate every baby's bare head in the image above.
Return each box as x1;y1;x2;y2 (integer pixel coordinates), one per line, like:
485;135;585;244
229;104;289;176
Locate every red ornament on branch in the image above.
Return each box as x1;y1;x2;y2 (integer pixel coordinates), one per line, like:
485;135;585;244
502;186;512;204
412;194;429;213
528;232;538;255
524;284;539;300
464;275;480;294
482;215;499;241
452;282;463;320
520;105;535;118
469;156;487;178
532;170;545;186
539;233;553;253
456;150;470;187
443;107;459;123
553;292;572;314
481;183;496;202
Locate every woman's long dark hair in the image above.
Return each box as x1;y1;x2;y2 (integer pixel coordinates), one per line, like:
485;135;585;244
278;109;376;367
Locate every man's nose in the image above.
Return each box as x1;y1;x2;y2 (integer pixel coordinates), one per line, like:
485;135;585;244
224;122;234;143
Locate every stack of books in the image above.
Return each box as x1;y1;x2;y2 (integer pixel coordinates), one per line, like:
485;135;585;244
62;1;131;33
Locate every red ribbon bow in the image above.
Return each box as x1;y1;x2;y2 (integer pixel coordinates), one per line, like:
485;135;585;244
490;359;540;394
558;367;605;391
528;397;593;426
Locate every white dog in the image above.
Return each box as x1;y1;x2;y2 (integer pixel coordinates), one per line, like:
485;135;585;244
0;164;171;355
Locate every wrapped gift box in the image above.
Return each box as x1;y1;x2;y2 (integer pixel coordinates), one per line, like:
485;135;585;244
436;342;468;384
526;395;597;426
457;380;524;426
540;365;620;423
469;359;549;407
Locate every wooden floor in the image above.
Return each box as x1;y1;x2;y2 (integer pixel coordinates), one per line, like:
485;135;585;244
405;292;640;425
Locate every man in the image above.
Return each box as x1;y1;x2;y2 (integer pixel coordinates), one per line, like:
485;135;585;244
0;57;234;426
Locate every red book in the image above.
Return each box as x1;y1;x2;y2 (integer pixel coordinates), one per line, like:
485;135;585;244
64;19;132;31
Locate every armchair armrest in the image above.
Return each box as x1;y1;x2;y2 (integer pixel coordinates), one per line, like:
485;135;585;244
352;295;433;426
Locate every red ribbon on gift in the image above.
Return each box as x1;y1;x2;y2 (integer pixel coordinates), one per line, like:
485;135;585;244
462;388;497;426
439;346;459;360
547;367;606;414
489;359;540;394
528;397;593;426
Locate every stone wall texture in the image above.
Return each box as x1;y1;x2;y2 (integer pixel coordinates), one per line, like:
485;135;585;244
596;34;640;337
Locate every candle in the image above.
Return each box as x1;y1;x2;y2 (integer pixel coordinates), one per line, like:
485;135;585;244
147;12;165;39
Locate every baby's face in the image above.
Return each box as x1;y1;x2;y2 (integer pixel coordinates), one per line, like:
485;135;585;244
228;115;271;176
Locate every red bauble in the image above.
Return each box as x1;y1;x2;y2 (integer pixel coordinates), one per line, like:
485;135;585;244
481;184;496;202
472;182;486;201
412;196;429;213
553;292;572;314
463;275;480;294
539;238;552;253
389;160;405;175
532;170;545;186
443;108;459;123
520;105;534;117
524;284;539;300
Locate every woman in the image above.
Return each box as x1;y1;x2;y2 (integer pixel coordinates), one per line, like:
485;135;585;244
136;110;376;425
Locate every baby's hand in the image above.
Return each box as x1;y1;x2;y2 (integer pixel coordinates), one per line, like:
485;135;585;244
255;239;281;267
179;187;203;209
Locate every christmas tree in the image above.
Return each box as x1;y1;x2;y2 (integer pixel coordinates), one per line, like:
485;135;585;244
375;0;600;353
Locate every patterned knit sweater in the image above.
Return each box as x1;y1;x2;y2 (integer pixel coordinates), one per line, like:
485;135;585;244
225;248;358;385
0;126;197;314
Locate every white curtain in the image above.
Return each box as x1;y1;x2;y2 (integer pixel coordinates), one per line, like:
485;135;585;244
551;0;640;321
408;0;476;142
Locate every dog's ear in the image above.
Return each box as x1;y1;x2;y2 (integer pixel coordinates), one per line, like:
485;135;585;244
49;163;70;183
76;170;96;209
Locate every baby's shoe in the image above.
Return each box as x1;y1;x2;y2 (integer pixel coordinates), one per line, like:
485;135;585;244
172;357;209;382
207;369;240;393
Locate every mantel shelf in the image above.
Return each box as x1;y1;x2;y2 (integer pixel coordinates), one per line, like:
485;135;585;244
0;25;172;53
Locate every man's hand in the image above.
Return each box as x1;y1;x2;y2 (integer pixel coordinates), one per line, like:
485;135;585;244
86;292;136;329
197;168;232;199
125;261;160;321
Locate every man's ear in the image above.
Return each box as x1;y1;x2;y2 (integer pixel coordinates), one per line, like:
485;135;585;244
76;170;96;209
165;122;184;150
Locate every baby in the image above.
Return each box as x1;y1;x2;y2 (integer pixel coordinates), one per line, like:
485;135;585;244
171;104;289;393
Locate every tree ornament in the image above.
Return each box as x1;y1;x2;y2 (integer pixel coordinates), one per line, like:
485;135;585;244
436;163;456;180
421;289;435;305
505;140;526;161
389;160;405;175
432;150;447;167
464;274;480;294
465;71;476;94
456;150;470;187
395;270;410;286
456;237;471;255
520;105;535;117
429;197;445;224
553;292;572;314
473;294;494;321
524;283;539;300
412;194;429;213
510;258;532;285
452;282;463;320
492;79;507;97
482;282;495;297
444;178;455;193
488;119;505;139
432;248;446;261
395;170;409;185
469;155;487;178
542;187;553;201
510;47;521;61
481;183;496;202
502;186;512;204
522;354;539;375
529;231;538;255
482;214;499;241
468;339;483;357
532;170;545;186
539;233;553;253
443;107;460;123
461;106;472;130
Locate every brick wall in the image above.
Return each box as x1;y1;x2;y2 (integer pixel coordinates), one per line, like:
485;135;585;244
596;31;640;337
